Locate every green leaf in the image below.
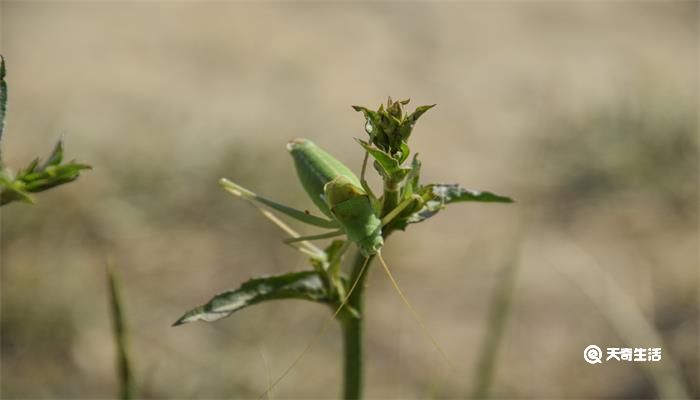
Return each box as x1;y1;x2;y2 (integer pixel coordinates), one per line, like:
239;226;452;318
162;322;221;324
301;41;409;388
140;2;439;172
408;104;436;124
387;97;403;119
401;154;422;199
23;162;91;193
398;142;411;164
356;139;410;181
17;157;39;177
351;106;377;122
40;139;64;169
431;184;513;204
173;270;333;326
407;184;513;225
352;105;385;144
399;104;435;141
0;172;34;205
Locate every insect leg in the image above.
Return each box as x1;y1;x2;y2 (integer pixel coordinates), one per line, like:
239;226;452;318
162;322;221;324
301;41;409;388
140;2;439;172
283;230;345;244
380;194;422;227
221;178;339;229
220;181;325;258
359;151;376;195
256;208;324;258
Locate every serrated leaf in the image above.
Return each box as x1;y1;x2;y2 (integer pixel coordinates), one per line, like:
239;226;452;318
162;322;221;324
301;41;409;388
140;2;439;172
430;184;513;204
173;270;333;326
407;184;513;225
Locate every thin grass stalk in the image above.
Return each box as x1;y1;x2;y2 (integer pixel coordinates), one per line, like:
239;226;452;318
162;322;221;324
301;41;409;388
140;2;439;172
472;244;520;398
557;240;690;400
106;262;135;400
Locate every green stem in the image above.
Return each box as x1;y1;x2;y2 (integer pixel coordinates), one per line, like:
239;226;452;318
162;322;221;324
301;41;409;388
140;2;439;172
342;252;374;400
380;178;400;217
342;166;400;399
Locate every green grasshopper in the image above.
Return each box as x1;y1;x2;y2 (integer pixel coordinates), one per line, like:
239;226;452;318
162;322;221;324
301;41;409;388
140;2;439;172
220;137;449;393
175;99;513;398
222;138;417;257
220;137;432;321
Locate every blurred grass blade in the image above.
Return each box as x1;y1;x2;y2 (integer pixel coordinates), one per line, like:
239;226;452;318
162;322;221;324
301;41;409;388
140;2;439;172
173;270;333;326
472;242;521;399
106;263;135;400
0;55;7;147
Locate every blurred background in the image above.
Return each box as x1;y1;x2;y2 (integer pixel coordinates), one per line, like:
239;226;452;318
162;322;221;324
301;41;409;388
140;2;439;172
0;1;697;398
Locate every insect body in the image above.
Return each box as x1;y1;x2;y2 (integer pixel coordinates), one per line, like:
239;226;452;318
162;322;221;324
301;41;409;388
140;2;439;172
288;139;383;256
223;138;397;257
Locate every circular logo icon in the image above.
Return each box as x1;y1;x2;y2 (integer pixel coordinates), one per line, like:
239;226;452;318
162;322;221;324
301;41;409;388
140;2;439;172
584;345;603;364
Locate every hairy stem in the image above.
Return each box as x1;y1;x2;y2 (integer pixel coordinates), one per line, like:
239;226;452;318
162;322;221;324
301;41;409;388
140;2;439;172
342;252;374;400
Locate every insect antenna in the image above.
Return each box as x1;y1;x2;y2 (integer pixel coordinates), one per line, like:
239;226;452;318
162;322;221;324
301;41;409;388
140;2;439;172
224;186;324;258
376;251;454;369
258;346;272;400
258;255;372;399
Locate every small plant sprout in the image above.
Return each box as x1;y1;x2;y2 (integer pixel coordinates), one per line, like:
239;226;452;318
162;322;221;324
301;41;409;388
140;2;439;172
174;97;513;399
0;55;90;206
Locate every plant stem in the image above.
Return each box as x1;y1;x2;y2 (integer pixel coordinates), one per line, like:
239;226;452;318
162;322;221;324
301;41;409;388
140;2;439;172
380;178;400;217
342;252;374;400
